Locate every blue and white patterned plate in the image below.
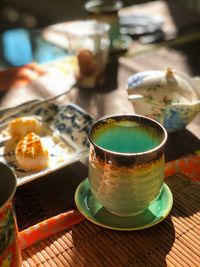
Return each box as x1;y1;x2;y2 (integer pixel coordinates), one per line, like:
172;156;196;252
0;101;93;186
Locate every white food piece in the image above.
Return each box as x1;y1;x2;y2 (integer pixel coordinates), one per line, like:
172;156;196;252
15;132;49;170
8;116;42;139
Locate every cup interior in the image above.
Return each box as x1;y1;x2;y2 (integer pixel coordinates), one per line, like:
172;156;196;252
0;163;16;209
89;115;167;154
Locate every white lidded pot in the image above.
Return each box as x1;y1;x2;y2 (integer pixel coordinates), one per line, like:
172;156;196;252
127;67;200;132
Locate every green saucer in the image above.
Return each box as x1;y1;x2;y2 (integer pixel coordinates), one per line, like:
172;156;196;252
75;179;173;231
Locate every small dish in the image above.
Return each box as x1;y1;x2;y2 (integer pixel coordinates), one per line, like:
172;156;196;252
75;178;173;231
0;101;93;186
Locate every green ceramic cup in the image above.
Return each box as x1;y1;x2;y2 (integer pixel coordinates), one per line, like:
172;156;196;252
88;114;167;217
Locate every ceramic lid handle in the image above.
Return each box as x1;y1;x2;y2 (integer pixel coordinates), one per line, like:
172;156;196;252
165;67;176;82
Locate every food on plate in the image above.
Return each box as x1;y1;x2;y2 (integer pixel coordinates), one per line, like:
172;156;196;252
15;132;49;170
8;116;42;139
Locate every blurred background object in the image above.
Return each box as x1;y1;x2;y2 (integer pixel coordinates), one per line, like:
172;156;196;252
1;0;200;69
0;0;86;30
1;0;200;32
65;20;110;88
175;0;200;12
85;0;133;53
119;12;165;44
85;0;123;48
0;0;156;31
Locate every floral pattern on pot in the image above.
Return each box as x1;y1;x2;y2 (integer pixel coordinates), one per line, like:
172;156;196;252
127;68;200;132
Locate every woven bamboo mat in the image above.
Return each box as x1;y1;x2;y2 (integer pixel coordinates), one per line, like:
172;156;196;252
22;172;200;267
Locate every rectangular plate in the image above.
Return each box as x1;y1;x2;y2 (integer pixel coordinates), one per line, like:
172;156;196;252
0;101;93;186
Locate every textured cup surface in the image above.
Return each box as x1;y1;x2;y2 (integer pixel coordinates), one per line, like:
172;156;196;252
88;115;167;216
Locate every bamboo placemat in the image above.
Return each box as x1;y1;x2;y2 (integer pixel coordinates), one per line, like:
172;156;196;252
21;172;200;267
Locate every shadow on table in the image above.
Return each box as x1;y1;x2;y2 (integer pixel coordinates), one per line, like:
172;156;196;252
15;161;88;231
166;172;200;219
71;55;120;116
70;170;200;266
166;1;200;76
166;128;200;162
70;216;175;266
71;170;200;265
